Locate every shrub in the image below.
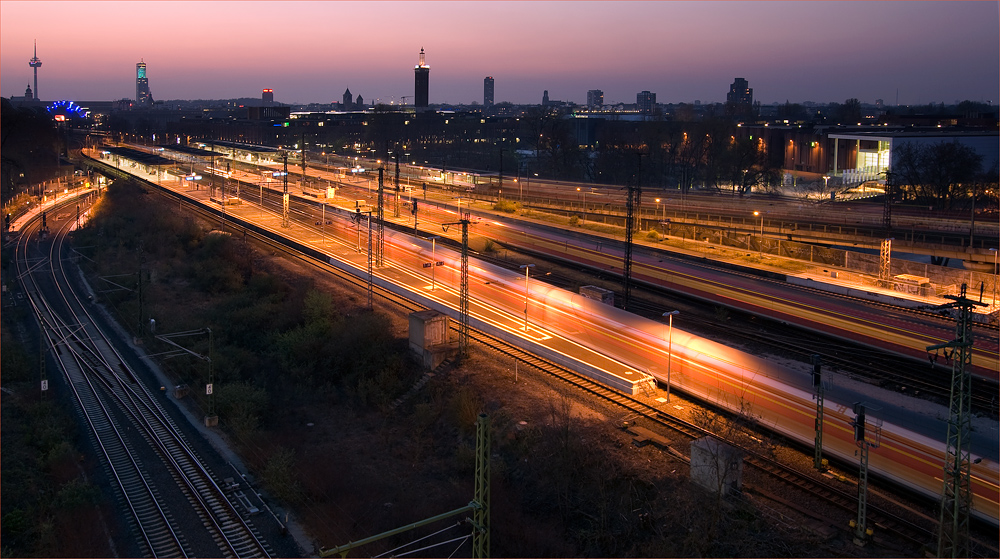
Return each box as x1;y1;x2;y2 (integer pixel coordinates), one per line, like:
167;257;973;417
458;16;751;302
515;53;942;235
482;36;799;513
493;200;520;213
568;216;580;226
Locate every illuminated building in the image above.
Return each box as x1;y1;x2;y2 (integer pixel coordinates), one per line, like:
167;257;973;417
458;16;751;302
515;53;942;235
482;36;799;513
262;88;274;105
28;40;41;101
414;48;429;108
637;91;656;114
136;60;153;107
484;76;494;109
587;89;603;108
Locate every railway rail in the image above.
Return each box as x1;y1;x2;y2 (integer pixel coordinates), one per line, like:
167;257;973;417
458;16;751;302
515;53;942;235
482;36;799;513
138;176;997;555
13;202;274;558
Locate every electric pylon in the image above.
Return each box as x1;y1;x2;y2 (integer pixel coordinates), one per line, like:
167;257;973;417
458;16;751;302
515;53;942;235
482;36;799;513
928;283;987;558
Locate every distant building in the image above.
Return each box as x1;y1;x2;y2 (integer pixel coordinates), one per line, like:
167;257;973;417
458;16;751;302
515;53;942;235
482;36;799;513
484;76;494;109
136;60;153;107
262;88;274;105
587;89;604;108
342;88;353;110
414;48;430;108
637;91;656;114
542;90;549;106
355;94;364;108
726;77;753;118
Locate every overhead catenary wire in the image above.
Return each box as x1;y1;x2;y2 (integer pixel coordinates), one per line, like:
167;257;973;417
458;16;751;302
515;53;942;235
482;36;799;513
373;521;466;558
393;534;471;558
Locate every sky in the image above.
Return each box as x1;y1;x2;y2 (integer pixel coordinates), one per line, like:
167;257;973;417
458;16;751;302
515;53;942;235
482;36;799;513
2;1;998;107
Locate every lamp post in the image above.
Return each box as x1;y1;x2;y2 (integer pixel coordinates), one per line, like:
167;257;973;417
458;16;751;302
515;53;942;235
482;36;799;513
754;210;763;255
519;264;535;332
656;198;663;221
823;175;831;192
662;311;680;402
429;235;440;291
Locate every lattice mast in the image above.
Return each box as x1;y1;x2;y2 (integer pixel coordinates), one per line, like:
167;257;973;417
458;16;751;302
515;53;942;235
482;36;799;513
376;167;385;266
282;152;290;228
879;174;894;285
929;284;986;558
622;153;643;311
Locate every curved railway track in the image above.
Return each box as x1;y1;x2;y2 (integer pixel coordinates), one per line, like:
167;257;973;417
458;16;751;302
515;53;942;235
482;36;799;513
14;202;274;558
139;177;995;554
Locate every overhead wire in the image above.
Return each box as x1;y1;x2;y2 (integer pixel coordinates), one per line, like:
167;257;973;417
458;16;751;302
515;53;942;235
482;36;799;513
373;521;466;558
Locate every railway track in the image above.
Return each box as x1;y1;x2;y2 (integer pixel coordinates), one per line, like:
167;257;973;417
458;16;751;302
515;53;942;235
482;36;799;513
14;202;274;558
141;177;972;553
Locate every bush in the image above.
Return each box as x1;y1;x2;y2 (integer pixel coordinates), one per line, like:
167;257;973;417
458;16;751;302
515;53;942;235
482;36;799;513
568;216;580;226
645;230;660;241
493;200;520;213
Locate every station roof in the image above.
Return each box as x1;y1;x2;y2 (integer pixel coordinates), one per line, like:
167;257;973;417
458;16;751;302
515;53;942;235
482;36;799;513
157;144;215;158
104;146;174;166
208;140;283;154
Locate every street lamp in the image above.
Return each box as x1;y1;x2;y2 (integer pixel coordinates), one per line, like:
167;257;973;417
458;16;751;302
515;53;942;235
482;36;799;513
822;175;831;192
753;210;763;255
662;310;680;402
519;264;535;332
656;197;663;221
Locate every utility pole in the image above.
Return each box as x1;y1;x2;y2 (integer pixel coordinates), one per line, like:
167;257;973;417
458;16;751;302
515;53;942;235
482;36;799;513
282;152;290;228
879;172;894;287
473;413;491;558
376;168;385;267
443;212;471;356
622;152;644;311
811;354;827;472
928;283;987;558
850;401;881;547
394;149;401;218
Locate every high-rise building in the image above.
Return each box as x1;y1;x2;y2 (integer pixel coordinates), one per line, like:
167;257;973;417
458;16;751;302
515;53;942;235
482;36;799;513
726;77;753;115
262;88;274;105
586;89;604;108
414;48;430;108
542;90;549;106
136;60;153;107
484;76;494;108
28;40;41;101
637;91;656;114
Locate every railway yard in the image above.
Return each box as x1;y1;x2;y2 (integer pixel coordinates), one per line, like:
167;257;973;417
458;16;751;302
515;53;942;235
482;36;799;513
2;150;998;557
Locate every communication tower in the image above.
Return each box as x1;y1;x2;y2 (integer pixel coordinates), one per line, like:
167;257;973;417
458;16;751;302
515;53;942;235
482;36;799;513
28;41;42;101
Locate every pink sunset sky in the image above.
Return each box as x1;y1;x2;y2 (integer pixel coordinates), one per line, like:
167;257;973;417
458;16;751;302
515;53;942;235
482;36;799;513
2;1;997;106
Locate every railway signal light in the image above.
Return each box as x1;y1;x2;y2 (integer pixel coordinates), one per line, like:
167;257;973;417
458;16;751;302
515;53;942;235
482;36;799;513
853;402;866;442
411;199;418;214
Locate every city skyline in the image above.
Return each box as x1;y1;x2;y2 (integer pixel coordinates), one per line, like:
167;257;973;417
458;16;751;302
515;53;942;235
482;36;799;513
1;1;997;107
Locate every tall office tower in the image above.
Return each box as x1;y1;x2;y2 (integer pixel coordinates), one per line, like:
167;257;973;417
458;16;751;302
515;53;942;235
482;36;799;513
136;60;153;106
637;90;656;114
414;47;430;108
484;76;494;108
262;88;274;105
542;90;549;106
28;40;42;101
727;77;753;108
586;89;604;108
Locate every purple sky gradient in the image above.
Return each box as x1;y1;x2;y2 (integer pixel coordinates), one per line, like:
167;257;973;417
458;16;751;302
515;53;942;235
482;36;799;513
2;1;997;106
